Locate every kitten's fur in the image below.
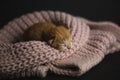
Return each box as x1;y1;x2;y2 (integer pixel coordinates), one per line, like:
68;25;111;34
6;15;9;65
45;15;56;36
23;22;72;51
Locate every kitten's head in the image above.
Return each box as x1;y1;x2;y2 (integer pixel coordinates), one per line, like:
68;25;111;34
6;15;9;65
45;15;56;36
48;26;72;51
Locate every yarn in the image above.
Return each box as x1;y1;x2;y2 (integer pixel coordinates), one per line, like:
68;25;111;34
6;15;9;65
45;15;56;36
0;11;120;79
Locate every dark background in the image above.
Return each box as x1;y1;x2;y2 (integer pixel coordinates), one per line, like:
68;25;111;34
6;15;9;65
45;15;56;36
0;0;120;80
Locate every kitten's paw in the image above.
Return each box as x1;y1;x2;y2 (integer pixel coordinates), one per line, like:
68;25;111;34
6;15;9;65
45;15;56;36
58;46;66;51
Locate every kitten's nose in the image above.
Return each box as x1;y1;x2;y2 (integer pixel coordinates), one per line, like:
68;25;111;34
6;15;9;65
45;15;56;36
66;43;72;49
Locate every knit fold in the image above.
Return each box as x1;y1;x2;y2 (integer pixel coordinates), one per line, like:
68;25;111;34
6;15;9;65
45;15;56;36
79;18;120;53
0;11;120;79
48;30;116;76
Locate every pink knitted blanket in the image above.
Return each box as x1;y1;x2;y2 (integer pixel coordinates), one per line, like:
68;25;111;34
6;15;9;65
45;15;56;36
0;11;120;79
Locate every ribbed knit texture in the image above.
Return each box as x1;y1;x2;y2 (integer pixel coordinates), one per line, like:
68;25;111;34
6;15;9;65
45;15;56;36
0;11;120;79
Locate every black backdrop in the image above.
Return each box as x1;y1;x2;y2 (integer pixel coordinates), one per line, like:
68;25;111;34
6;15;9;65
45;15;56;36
0;0;120;80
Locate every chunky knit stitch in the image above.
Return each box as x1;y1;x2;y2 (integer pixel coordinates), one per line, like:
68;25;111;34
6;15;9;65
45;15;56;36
0;11;120;79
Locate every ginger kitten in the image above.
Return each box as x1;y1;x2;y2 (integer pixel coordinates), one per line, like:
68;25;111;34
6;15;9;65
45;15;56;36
23;22;72;51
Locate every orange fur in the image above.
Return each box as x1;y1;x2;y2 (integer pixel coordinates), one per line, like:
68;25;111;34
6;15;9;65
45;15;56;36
23;22;72;51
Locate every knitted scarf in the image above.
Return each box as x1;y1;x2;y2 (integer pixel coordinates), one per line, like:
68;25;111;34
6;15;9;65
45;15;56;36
0;11;120;79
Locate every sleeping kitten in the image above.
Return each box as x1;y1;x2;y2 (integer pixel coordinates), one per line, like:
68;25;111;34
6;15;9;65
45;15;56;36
23;22;72;51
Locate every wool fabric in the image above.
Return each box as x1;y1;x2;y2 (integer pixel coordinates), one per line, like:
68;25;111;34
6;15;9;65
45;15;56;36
0;11;120;79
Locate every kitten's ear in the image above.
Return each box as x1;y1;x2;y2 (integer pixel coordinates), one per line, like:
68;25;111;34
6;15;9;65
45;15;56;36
66;27;70;32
